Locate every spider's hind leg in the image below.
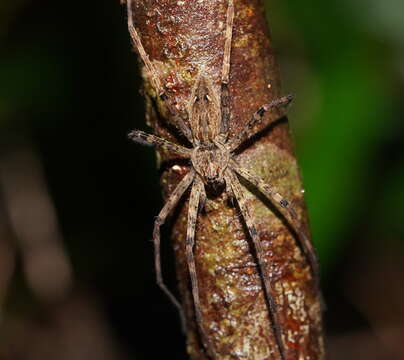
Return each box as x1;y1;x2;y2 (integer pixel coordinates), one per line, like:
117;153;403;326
186;178;217;359
231;164;320;292
225;169;287;360
152;170;195;333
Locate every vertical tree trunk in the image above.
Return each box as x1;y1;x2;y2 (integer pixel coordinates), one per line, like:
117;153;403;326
126;0;325;358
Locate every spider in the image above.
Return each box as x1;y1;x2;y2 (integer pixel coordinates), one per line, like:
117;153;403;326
126;0;319;359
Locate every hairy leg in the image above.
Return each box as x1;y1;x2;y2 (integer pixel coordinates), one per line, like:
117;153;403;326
231;164;320;291
128;130;191;157
153;170;195;332
127;0;162;93
228;95;293;152
126;0;194;143
226;169;287;360
220;0;234;135
185;177;217;358
187;69;204;144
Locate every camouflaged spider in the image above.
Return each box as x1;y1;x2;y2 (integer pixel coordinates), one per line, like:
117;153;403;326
126;0;319;359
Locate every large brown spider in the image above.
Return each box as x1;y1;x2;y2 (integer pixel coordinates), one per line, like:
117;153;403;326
126;0;319;359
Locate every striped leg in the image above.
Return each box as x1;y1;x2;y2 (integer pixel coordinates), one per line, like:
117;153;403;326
126;0;194;143
228;95;293;152
128;130;191;157
127;0;162;93
153;170;195;332
226;169;287;360
220;0;235;135
231;164;320;291
185;177;217;359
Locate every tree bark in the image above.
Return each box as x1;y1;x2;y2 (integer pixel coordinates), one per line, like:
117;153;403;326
126;0;325;358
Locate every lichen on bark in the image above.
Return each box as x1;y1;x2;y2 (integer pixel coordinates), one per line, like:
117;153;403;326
125;0;325;358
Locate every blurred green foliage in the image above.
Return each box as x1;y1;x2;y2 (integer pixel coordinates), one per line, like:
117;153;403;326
269;0;404;268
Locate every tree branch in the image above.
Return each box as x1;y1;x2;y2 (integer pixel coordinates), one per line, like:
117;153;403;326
125;0;325;358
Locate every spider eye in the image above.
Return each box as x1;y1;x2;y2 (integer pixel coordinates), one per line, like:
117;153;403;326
207;175;218;182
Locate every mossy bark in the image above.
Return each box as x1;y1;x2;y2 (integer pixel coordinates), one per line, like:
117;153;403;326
127;0;325;358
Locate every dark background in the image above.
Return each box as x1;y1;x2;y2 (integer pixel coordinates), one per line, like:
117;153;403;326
0;0;403;359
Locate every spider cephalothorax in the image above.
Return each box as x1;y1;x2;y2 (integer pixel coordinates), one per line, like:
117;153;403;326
126;0;319;359
191;142;230;187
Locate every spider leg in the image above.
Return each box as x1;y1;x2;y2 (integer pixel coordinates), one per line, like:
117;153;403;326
153;169;195;332
127;0;162;93
186;177;217;359
231;163;320;291
126;0;194;143
228;94;293;152
225;169;287;360
187;69;204;144
128;130;191;157
220;0;234;136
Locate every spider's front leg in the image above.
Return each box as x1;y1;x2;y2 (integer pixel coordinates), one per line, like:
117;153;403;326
152;169;195;332
219;0;234;136
126;0;194;143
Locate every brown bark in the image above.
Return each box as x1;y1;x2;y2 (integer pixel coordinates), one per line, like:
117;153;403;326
127;0;325;358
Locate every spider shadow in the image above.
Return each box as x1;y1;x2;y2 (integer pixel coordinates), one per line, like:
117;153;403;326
232;115;288;156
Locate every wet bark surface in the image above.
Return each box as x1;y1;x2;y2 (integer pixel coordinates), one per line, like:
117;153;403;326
125;0;325;358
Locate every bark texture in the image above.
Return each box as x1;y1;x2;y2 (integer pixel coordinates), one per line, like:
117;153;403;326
127;0;325;358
